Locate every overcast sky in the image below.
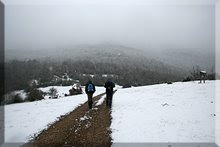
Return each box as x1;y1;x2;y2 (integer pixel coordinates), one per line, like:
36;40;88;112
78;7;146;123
4;0;215;51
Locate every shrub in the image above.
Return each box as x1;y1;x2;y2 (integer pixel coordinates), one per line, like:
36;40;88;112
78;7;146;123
122;85;132;88
182;76;192;82
7;93;23;104
27;88;44;102
69;84;83;96
48;87;58;99
167;81;172;84
12;94;24;103
2;93;24;104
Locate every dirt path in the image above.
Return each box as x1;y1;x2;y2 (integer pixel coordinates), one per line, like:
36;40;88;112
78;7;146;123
25;92;113;147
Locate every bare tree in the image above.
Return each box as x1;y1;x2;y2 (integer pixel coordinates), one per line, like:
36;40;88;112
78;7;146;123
48;87;58;99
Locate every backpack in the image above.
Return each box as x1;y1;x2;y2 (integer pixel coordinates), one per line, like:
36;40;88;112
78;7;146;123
87;83;94;92
107;85;112;90
106;82;113;90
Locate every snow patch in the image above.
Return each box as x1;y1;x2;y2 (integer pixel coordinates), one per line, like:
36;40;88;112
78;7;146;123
95;95;106;106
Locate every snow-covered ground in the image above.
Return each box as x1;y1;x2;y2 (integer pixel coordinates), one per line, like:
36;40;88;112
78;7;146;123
3;81;218;144
3;86;105;143
111;80;216;143
216;81;220;146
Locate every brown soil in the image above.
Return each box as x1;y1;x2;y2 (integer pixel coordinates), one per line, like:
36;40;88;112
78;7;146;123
24;92;113;147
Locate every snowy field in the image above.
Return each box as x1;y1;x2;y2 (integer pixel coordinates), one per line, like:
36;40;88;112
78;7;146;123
111;80;217;143
3;81;219;144
3;86;105;143
216;81;220;146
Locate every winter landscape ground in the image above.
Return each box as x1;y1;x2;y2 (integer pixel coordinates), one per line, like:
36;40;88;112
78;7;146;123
111;81;215;142
4;87;106;143
2;80;219;146
216;81;220;146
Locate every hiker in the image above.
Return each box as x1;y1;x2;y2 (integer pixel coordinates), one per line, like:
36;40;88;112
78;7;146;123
104;79;115;108
85;80;96;109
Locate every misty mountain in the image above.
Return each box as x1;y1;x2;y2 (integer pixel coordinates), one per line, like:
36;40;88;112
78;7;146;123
5;44;214;73
5;44;185;76
5;44;216;93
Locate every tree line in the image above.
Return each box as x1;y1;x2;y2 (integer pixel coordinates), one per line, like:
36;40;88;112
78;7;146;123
4;59;184;94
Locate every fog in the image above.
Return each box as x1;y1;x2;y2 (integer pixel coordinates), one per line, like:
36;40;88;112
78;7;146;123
2;0;217;93
5;1;215;50
3;0;216;72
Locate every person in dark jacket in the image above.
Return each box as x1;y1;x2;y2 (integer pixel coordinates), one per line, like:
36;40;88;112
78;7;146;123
85;80;96;109
104;79;115;108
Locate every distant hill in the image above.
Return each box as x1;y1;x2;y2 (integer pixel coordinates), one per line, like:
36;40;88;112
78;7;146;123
4;44;215;93
5;44;214;73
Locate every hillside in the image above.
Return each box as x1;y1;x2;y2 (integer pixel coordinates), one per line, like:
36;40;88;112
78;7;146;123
5;44;214;72
5;45;189;93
